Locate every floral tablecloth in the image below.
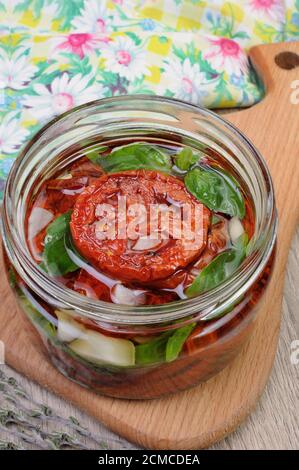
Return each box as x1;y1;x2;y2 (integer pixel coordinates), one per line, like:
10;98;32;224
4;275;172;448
0;0;298;197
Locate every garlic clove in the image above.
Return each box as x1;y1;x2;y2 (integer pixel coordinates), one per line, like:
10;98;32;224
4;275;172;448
132;236;162;251
56;309;86;343
28;207;53;240
69;330;135;367
111;284;146;306
228;216;244;245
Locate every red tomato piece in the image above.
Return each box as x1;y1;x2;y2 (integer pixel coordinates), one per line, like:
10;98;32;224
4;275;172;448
73;269;111;301
71;170;210;283
70;157;105;179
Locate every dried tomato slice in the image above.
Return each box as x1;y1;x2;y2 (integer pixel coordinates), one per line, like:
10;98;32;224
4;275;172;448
70;157;105;179
73;269;111;301
70;170;210;283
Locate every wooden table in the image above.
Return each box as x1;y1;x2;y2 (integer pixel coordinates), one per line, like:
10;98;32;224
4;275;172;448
0;226;298;450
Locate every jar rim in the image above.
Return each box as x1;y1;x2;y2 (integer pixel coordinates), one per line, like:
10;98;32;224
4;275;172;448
1;95;277;325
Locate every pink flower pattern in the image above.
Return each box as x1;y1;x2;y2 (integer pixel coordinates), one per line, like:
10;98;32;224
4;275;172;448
51;33;110;59
203;37;249;76
248;0;285;23
0;0;295;185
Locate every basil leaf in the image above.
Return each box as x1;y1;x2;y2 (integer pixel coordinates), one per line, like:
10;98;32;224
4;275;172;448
185;250;244;297
19;292;56;338
135;331;172;365
175;147;200;171
245;237;255;256
185;234;247;297
232;232;249;250
165;323;196;362
86;146;108;163
8;267;17;288
38;261;48;272
135;323;196;365
95;143;172;173
43;211;79;276
45;210;71;242
44;238;78;277
185;167;245;218
64;228;87;263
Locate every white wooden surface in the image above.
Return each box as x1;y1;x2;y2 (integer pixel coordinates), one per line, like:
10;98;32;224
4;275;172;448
1;226;298;450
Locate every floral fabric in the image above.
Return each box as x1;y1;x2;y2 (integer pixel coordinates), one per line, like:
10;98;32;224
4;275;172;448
0;0;298;196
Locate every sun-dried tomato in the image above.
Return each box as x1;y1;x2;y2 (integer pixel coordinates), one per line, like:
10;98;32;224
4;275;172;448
70;170;210;283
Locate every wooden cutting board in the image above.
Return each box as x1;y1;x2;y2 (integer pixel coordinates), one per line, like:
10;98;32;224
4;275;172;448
0;42;298;450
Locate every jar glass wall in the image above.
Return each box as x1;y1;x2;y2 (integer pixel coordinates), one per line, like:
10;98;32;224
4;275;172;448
1;96;277;399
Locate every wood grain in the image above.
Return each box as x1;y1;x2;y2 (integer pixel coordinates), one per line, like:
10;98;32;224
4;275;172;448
0;41;298;450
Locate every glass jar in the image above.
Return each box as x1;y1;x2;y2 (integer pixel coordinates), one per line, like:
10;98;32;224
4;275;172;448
1;96;277;399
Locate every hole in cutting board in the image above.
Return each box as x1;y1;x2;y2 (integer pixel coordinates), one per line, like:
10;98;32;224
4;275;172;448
274;51;299;70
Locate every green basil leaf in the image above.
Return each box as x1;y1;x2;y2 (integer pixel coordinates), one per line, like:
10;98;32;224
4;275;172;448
86;146;108;163
19;291;56;338
232;232;249;250
43;212;79;276
245;237;255;256
43;237;78;277
165;323;196;362
175;147;200;171
136;323;196;365
95;143;172;173
64;228;87;263
135;331;173;365
185;234;248;297
185;250;244;297
38;261;47;272
184;167;245;218
45;210;71;243
8;267;17;288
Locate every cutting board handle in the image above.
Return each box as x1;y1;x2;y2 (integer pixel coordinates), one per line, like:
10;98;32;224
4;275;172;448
228;42;299;249
251;42;299;97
